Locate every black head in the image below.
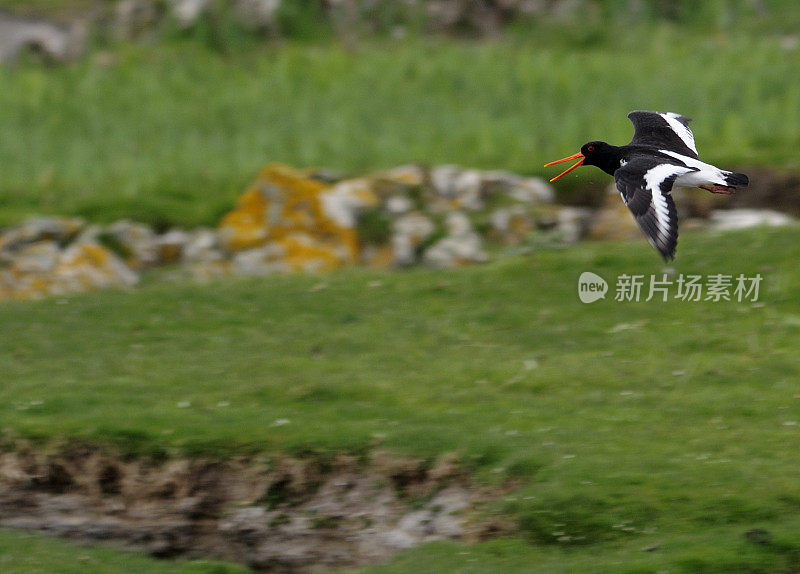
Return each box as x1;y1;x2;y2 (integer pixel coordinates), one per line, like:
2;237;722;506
545;140;621;181
579;141;618;173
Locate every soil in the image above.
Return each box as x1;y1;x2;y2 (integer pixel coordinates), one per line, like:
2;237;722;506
0;446;509;572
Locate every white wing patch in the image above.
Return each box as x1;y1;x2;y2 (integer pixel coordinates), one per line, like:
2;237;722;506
661;112;698;155
643;164;691;242
659;149;727;186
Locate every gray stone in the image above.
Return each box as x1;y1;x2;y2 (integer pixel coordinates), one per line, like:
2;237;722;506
0;216;84;252
423;212;487;269
0;13;85;64
511;177;556;204
430;165;485;210
235;0;282;30
554;206;593;244
105;220;159;267
8;241;60;274
167;0;213;28
113;0;159;39
182;228;223;263
232;244;289;276
709;209;795;230
386;195;414;216
392;212;436;266
155;229;190;264
320;178;377;228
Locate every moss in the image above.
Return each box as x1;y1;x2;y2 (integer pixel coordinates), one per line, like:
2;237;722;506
97;231;133;260
356;207;393;246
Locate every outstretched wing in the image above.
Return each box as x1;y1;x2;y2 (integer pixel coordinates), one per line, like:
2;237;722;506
627;111;698;159
615;157;695;261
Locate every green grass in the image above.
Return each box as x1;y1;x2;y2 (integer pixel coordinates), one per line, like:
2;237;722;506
0;529;248;574
1;29;799;226
3;225;800;572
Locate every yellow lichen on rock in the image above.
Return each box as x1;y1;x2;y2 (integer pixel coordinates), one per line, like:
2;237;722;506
218;187;269;252
218;163;376;272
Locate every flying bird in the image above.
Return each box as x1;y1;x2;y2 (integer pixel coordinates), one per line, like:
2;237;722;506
544;111;749;260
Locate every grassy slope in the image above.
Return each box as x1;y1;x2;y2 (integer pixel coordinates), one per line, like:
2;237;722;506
0;529;248;574
3;225;800;572
1;29;799;226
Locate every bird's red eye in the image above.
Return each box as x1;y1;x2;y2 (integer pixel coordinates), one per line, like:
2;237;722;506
587;145;595;152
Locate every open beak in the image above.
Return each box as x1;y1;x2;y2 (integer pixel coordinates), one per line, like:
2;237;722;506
544;152;584;182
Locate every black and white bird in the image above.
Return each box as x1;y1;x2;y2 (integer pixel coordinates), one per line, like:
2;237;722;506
544;111;749;260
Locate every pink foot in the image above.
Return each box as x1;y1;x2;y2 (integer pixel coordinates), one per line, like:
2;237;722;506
700;185;736;195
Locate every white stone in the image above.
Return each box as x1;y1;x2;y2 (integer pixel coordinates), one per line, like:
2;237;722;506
386;195;414;215
709;209;795;231
320;178;376;228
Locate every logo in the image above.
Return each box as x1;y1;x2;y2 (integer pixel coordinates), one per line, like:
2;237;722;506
578;271;608;303
577;271;762;303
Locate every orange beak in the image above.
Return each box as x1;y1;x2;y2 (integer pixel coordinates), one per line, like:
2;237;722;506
544;152;584;182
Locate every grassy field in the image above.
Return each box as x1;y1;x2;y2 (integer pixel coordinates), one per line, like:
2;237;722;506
3;224;800;572
1;29;799;227
0;529;247;574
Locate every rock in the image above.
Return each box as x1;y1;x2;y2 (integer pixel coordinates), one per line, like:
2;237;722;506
378;165;426;188
588;185;642;242
512;177;556;204
218;164;362;271
0;216;84;252
104;220;158;268
113;0;159;39
0;13;85;64
430;165;485;211
489;205;534;244
391;212;436;266
183;228;222;262
52;239;139;294
167;0;212;28
320;178;379;229
155;229;190;264
234;0;282;31
422;212;487;269
218;187;270;252
279;232;346;273
386;195;415;216
709;209;795;230
483;171;555;204
555;206;593;244
6;241;61;274
232;244;289;276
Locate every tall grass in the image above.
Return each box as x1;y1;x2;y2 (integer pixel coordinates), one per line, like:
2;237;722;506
1;29;799;227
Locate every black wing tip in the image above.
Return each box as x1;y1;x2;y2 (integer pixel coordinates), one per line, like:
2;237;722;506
659;245;676;261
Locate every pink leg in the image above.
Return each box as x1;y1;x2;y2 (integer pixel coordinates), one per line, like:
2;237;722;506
700;185;736;195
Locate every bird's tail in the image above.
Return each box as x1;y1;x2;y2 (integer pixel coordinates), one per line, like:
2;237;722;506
724;172;749;187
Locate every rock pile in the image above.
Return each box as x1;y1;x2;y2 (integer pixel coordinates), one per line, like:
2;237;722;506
0;217;138;301
0;162;793;302
0;12;85;64
0;448;498;571
0;163;562;300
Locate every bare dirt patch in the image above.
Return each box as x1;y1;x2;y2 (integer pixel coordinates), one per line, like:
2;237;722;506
0;446;508;571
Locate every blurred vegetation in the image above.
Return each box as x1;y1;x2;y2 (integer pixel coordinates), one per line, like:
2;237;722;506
0;1;798;229
2;0;800;38
1;28;799;228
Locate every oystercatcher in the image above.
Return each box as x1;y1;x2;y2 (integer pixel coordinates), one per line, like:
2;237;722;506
544;111;749;260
